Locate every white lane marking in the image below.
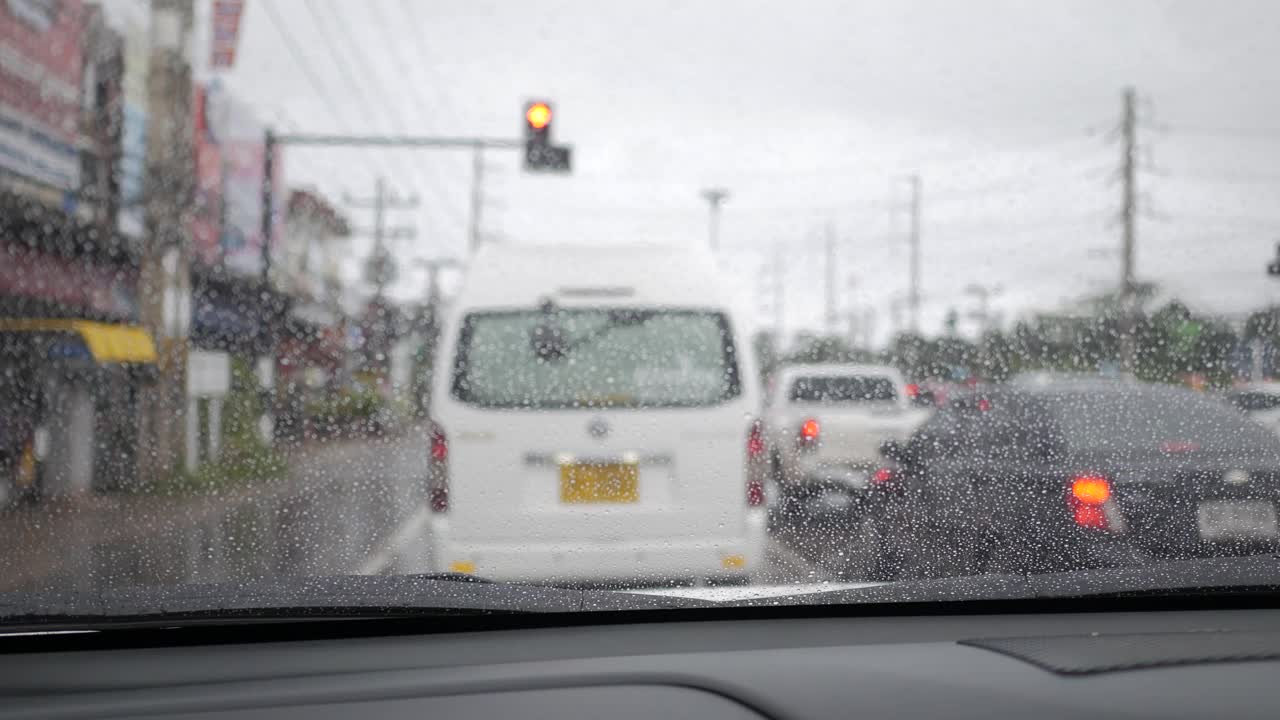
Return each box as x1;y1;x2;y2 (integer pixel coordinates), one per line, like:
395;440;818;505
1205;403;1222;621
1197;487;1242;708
358;506;432;576
630;581;885;602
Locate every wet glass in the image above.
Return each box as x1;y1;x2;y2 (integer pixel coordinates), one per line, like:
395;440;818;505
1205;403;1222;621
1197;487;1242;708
3;1;1280;618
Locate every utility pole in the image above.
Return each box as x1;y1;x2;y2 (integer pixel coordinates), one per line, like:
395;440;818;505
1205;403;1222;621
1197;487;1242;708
906;175;922;335
773;243;785;337
137;0;194;486
824;222;838;333
845;274;859;348
1119;87;1139;370
701;188;729;251
346;177;419;298
416;256;461;410
469;146;484;252
261;129;276;283
861;307;876;349
965;283;1002;336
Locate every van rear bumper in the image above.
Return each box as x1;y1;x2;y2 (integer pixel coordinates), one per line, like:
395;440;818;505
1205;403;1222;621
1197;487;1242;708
431;512;766;584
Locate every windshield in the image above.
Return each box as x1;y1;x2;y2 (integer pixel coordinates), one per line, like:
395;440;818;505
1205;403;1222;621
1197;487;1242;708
452;309;740;408
6;0;1280;623
1228;391;1280;412
790;376;897;404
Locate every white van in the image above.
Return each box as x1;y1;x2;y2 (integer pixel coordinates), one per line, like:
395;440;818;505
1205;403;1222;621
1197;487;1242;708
427;243;767;585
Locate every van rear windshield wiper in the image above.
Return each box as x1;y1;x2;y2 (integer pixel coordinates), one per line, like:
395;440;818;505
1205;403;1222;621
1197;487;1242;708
562;309;657;354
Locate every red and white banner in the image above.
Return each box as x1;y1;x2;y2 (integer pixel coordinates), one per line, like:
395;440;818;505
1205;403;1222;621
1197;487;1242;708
210;0;244;68
0;0;86;193
0;246;139;319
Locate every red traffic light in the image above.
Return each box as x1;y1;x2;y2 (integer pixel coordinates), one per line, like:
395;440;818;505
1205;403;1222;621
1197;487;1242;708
526;102;552;130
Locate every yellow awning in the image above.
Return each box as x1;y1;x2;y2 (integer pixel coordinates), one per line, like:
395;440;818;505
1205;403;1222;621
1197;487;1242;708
0;319;158;364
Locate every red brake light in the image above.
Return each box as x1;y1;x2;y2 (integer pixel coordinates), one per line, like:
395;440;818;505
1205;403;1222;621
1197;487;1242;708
746;420;766;506
430;427;448;461
1071;475;1111;505
905;383;920;398
747;420;766;458
976;398;992;412
1068;474;1112;531
429;424;449;513
1073;503;1108;530
799;418;820;442
871;467;894;484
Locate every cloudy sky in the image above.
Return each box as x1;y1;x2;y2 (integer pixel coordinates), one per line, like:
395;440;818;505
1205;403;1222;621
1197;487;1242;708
189;0;1280;345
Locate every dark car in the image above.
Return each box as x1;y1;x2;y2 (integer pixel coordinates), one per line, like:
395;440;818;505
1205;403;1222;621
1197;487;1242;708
874;379;1280;579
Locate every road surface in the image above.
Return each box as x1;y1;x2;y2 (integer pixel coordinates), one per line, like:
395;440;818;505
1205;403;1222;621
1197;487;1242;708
0;429;835;596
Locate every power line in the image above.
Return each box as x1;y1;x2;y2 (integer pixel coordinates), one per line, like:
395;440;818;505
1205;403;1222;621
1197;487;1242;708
364;0;468;237
1163;168;1280;186
395;0;465;130
259;0;349;127
259;0;408;199
1162;124;1280;142
302;0;465;253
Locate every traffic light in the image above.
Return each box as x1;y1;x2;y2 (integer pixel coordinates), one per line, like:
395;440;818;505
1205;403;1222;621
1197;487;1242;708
523;100;571;173
525;101;552;143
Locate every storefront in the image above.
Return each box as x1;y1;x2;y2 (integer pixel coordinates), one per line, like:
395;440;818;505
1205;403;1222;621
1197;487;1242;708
0;319;156;500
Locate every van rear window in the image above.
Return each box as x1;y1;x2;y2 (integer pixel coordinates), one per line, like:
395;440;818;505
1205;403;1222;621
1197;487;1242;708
450;309;741;409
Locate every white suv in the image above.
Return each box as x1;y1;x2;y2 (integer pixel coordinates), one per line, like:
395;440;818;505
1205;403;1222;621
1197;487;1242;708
764;364;931;576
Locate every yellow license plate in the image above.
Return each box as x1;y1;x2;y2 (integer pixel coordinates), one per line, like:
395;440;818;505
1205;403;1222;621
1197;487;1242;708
560;463;639;504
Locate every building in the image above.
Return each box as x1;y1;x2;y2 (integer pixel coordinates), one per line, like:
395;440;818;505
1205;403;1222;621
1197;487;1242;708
0;1;157;500
273;189;352;442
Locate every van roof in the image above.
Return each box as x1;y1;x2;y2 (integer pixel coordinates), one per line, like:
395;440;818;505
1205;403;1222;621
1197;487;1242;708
455;243;731;309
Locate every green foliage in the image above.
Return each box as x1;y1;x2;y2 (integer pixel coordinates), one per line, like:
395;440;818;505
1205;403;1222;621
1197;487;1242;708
796;299;1251;389
306;388;383;424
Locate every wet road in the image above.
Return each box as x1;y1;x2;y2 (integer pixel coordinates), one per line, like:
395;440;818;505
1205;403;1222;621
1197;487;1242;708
0;430;832;595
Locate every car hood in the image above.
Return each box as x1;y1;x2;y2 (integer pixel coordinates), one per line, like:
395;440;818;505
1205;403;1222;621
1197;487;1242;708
4;556;1280;630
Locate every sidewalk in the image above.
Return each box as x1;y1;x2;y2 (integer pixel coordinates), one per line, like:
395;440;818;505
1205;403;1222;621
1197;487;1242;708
0;432;420;594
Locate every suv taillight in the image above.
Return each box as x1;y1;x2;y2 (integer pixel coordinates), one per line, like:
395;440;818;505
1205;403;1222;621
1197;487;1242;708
428;423;449;513
797;418;820;448
746;420;766;506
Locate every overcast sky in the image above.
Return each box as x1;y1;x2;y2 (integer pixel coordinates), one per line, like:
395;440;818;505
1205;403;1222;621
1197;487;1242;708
191;0;1280;345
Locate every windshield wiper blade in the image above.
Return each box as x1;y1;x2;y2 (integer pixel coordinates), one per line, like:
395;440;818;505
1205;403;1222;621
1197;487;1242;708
0;574;714;630
720;555;1280;608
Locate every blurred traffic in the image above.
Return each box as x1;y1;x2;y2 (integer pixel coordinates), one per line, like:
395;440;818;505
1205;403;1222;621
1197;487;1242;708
4;1;1280;604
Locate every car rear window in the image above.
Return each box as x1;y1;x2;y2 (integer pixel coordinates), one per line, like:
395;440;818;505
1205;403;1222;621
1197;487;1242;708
1227;391;1280;412
789;376;897;403
912;393;1063;462
450;309;741;409
1046;388;1277;454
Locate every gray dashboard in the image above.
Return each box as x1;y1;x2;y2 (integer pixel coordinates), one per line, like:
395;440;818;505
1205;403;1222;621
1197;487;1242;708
4;608;1280;719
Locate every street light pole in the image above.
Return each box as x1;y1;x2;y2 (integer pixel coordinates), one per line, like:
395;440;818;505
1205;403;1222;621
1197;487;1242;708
701;188;729;251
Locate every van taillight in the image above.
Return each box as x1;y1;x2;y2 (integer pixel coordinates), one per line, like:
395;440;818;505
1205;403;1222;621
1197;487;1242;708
430;427;448;461
746;420;766;507
747;420;766;458
428;423;449;514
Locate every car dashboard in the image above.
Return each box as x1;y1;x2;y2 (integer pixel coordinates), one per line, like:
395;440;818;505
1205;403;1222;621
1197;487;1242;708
4;600;1280;720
